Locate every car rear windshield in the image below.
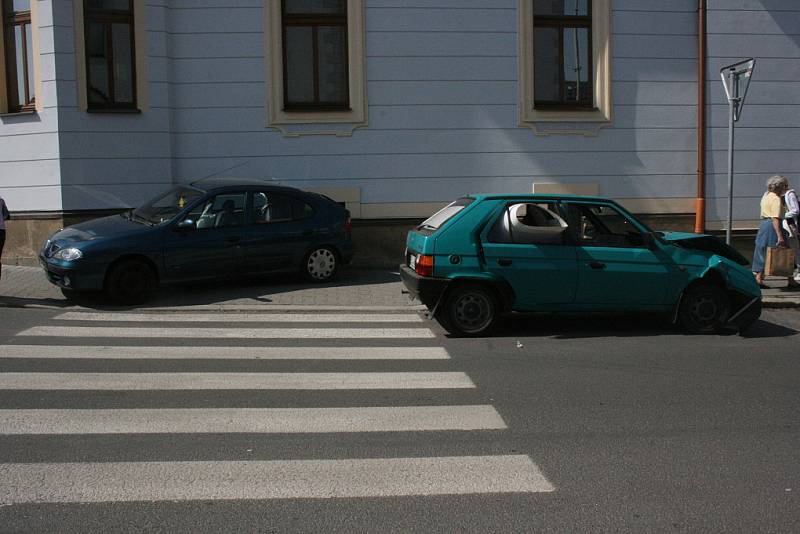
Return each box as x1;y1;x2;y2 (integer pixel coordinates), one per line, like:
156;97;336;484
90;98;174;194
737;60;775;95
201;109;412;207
417;197;474;233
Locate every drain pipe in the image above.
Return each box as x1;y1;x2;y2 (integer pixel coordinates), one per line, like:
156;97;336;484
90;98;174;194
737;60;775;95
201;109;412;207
694;0;707;234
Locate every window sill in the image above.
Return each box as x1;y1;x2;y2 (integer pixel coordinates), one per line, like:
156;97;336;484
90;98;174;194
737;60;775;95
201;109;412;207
520;107;611;136
0;110;38;118
86;108;142;114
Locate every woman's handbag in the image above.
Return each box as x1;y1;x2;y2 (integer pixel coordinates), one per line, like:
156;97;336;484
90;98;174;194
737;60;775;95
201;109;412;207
766;246;795;277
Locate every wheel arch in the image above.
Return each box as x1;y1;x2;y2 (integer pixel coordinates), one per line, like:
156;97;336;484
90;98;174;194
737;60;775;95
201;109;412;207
104;253;160;288
672;267;729;325
439;275;515;313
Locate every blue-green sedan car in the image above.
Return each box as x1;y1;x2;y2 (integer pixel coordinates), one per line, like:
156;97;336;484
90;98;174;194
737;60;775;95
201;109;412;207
40;179;353;303
400;194;761;336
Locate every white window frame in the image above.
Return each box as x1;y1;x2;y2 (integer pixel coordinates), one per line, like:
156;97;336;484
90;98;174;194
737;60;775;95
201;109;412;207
264;0;367;136
72;0;148;113
518;0;612;136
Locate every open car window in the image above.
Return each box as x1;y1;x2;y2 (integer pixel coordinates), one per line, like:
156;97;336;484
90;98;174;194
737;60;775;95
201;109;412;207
487;202;568;245
562;203;646;248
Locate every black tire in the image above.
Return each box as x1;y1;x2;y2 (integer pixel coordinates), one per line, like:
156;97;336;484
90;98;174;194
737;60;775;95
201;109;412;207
105;259;157;304
437;284;498;337
60;288;80;300
302;246;338;283
678;283;731;334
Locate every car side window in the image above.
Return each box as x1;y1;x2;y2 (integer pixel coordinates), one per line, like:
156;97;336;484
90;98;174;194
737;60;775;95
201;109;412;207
190;193;246;229
487;203;568;245
562;203;645;248
250;192;314;224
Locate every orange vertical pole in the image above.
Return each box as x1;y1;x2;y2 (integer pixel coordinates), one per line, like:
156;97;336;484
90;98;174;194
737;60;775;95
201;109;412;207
695;0;707;234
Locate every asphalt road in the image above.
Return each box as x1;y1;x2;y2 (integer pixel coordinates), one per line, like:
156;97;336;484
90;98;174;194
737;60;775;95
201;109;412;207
0;307;798;533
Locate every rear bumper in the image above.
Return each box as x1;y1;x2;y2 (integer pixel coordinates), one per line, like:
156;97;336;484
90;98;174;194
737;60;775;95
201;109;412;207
399;264;450;308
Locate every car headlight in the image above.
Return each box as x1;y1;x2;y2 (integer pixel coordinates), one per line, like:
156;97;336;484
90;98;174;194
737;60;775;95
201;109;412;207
52;247;83;261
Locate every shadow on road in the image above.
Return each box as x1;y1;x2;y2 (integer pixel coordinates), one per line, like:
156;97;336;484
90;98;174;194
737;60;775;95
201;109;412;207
1;269;405;311
462;313;798;340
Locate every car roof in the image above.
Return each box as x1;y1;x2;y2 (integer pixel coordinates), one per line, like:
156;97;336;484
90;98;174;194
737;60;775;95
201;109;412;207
469;193;616;203
189;177;304;194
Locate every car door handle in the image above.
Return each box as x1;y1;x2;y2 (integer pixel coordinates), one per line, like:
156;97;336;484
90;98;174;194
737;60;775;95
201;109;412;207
589;261;606;270
227;236;241;244
497;258;513;267
301;229;314;237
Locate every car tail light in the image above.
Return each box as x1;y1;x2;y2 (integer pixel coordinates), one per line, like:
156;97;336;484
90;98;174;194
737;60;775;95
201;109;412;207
415;255;434;277
344;211;352;233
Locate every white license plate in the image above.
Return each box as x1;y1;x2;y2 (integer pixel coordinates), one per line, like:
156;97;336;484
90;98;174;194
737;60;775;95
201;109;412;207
409;254;417;269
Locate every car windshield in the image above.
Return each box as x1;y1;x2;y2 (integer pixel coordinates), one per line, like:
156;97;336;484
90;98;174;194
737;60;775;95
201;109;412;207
418;197;474;231
132;185;205;225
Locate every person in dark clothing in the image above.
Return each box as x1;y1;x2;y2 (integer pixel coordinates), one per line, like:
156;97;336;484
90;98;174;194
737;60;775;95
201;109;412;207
0;194;9;283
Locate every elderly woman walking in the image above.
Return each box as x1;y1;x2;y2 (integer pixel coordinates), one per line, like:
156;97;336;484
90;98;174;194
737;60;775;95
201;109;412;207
752;175;800;289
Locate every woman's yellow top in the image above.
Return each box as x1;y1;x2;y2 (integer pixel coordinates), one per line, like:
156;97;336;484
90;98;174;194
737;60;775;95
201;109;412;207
761;192;785;219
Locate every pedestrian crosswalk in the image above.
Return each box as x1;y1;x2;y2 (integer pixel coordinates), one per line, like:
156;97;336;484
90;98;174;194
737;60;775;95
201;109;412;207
0;308;555;508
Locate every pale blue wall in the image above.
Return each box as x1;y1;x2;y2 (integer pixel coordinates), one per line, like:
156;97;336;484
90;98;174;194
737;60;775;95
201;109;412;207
0;0;62;212
2;0;799;226
166;0;703;210
705;0;800;223
51;0;172;212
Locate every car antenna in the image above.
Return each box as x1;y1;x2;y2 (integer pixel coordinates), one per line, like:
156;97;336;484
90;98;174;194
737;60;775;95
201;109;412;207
191;160;251;184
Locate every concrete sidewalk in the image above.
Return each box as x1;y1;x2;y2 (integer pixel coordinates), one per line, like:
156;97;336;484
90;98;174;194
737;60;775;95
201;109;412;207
1;264;799;311
0;265;421;311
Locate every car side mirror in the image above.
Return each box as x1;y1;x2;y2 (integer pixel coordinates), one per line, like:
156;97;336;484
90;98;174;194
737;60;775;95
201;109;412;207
175;219;196;231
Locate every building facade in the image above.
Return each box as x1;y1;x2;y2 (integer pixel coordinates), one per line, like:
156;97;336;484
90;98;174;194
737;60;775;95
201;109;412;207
1;0;799;265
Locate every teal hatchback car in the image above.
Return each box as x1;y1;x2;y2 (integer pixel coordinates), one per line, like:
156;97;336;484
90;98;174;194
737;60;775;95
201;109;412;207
400;195;762;336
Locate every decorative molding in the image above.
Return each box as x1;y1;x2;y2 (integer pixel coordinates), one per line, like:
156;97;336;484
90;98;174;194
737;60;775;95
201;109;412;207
264;0;368;137
518;0;612;136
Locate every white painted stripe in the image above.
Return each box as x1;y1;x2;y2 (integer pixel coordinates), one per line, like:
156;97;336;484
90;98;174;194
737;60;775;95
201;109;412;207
54;312;424;323
0;372;475;390
0;345;450;360
0;456;555;503
16;326;435;339
0;405;505;434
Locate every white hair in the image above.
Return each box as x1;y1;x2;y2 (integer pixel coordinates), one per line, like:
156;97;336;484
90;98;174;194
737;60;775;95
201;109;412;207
766;175;789;193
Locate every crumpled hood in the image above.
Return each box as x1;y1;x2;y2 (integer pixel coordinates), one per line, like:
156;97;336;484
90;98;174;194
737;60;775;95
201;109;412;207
659;231;749;266
49;214;148;246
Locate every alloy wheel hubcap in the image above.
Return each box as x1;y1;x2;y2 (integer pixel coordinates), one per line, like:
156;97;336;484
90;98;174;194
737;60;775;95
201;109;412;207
307;249;335;280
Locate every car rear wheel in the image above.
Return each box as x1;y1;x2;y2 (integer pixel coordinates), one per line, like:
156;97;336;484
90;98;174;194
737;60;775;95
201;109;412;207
303;246;338;283
105;259;157;304
678;283;731;334
438;284;498;337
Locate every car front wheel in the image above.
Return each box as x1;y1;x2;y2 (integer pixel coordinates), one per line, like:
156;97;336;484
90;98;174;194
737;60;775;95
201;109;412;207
438;284;498;337
678;283;731;334
303;246;338;283
105;259;157;304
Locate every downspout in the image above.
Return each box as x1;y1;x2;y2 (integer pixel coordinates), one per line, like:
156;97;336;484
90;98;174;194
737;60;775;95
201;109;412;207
695;0;707;233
